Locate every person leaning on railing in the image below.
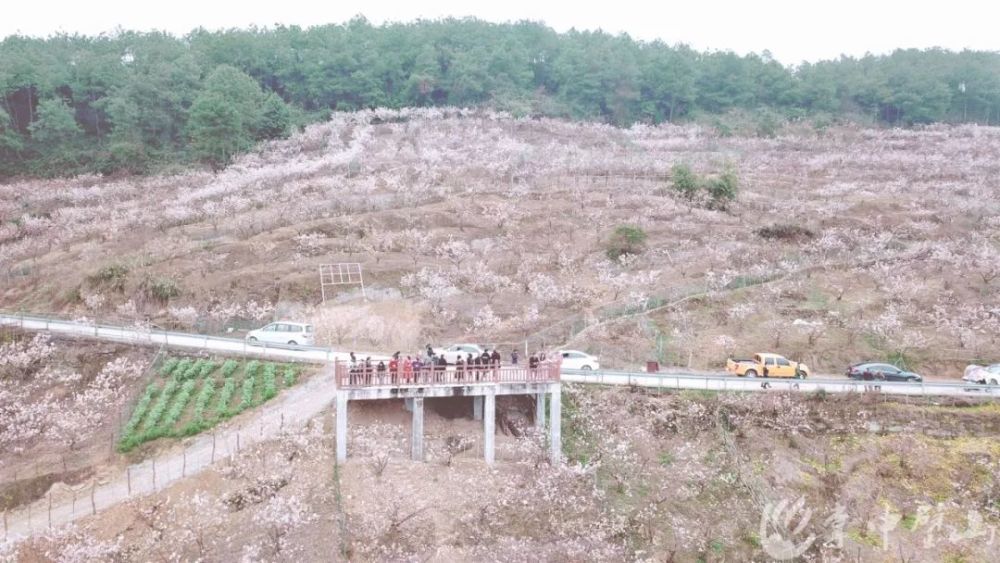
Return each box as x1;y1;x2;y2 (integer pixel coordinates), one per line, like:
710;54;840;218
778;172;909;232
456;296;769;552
403;356;413;383
435;355;447;382
389;352;399;385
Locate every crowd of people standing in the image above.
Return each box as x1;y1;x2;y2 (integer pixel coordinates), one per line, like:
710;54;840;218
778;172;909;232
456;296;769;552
345;347;550;386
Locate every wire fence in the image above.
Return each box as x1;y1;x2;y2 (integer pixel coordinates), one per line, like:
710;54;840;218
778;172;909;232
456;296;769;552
1;403;304;541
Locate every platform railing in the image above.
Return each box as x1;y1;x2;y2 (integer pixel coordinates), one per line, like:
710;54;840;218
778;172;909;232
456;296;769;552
335;359;561;388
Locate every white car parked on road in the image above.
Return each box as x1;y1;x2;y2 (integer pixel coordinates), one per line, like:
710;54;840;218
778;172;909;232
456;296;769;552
559;350;599;370
246;321;315;347
434;343;485;364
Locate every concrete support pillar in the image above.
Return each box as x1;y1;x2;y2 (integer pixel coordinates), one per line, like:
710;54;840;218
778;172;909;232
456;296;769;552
483;393;496;465
535;393;546;430
336;391;348;463
473;396;483;421
411;397;424;461
549;384;561;464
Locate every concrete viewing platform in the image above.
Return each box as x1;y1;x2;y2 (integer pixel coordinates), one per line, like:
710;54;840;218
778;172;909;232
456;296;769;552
334;361;562;465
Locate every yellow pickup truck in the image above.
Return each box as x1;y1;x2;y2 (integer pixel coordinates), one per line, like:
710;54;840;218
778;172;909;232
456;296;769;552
726;353;809;378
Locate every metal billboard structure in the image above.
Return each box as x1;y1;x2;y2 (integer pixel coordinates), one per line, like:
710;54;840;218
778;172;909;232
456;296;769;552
319;263;366;303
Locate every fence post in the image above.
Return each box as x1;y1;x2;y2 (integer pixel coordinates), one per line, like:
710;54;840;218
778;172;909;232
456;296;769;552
212;433;217;463
127;466;132;496
90;482;96;515
182;448;187;477
48;491;52;529
152;459;157;491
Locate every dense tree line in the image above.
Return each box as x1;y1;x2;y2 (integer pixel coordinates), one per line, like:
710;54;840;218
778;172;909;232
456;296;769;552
3;17;1000;177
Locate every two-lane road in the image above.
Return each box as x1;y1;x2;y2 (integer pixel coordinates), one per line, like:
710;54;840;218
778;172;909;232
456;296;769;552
3;311;995;399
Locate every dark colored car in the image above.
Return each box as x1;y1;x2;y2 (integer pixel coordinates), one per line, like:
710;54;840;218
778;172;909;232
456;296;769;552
846;362;922;382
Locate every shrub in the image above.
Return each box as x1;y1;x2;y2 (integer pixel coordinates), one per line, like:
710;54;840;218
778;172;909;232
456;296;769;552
670;163;699;199
755;224;815;241
606;225;648;261
146;276;181;301
244;360;260;379
705;164;739;209
89;263;129;292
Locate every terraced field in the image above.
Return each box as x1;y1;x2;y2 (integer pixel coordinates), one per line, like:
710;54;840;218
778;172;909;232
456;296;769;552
117;355;302;452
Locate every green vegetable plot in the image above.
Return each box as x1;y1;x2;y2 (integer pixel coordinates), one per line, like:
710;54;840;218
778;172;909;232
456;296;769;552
117;355;301;453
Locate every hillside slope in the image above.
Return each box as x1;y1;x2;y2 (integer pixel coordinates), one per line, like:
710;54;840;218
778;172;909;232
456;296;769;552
1;108;999;375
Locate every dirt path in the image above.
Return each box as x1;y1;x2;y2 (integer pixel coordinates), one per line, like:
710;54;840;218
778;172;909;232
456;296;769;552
3;364;338;541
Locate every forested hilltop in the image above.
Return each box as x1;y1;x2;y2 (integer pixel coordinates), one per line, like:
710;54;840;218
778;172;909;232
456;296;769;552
2;17;1000;177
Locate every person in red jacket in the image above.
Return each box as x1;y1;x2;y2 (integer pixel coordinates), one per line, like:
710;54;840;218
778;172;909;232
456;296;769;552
389;352;399;385
403;356;414;383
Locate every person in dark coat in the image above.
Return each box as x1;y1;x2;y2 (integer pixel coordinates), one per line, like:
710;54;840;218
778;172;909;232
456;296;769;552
412;357;423;383
455;356;465;380
491;349;501;367
528;352;539;378
479;350;492;381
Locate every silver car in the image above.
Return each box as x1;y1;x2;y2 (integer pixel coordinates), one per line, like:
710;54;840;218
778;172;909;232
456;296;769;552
246;321;315;347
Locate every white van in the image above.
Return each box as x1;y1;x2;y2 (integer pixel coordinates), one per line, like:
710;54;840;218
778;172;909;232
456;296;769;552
246;321;315;347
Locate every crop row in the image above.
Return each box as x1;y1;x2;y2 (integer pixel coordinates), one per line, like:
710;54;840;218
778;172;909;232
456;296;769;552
117;383;159;452
182;376;217;436
141;378;180;435
216;377;237;419
236;376;256;414
154;378;198;438
262;364;277;401
220;359;239;378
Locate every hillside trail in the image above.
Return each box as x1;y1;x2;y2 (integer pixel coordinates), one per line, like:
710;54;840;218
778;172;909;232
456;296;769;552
3;364;339;541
